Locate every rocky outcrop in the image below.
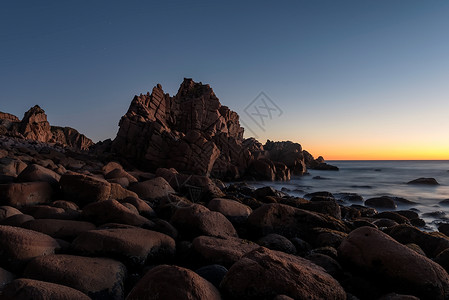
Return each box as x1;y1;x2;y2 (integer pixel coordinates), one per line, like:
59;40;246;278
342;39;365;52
112;79;322;181
0;105;93;150
263;140;306;175
303;150;339;170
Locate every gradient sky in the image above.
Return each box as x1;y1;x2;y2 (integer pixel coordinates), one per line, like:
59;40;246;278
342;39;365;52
1;1;449;160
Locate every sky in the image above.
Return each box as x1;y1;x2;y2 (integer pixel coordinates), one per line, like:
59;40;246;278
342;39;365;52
1;0;449;160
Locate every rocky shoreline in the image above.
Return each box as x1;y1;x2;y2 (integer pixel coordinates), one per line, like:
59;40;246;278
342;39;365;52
1;135;449;299
1;79;449;299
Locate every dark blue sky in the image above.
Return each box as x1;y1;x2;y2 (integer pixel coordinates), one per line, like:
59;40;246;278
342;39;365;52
1;1;449;158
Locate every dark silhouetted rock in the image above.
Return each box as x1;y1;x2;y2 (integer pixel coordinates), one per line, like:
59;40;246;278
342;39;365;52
407;178;439;185
365;196;397;209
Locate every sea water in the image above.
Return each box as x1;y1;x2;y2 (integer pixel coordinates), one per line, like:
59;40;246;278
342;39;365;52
248;160;449;230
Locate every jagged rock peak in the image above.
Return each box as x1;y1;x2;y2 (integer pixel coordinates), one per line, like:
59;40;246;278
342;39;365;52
0;105;93;151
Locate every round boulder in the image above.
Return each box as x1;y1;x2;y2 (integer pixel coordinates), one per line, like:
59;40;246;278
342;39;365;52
72;227;175;266
221;247;346;300
2;278;90;300
127;265;221;300
24;254;126;300
339;226;449;300
0;225;59;268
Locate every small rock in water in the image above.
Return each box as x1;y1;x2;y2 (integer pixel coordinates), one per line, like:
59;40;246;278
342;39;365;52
422;211;447;218
407;177;439;185
312;176;328;180
364;196;397;209
439;199;449;206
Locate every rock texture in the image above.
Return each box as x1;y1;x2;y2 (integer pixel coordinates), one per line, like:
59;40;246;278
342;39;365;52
339;226;449;300
0;105;93;150
127;265;221;300
221;247;346;300
111;78;331;180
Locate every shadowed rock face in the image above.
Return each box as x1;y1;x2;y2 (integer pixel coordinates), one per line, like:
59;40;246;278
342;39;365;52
0;105;93;150
112;79;314;180
112;79;247;178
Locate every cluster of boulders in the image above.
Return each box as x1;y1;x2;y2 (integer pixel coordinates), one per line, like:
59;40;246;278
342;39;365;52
0;105;93;150
1;135;449;299
110;78;336;181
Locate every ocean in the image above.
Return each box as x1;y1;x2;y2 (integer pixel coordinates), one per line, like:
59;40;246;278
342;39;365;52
249;160;449;230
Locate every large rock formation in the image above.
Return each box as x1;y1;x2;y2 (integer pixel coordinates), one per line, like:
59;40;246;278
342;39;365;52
112;79;247;178
112;78;325;180
0;105;93;150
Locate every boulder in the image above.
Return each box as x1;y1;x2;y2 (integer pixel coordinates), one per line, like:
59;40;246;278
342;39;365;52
195;264;228;289
247;203;349;239
207;198;252;223
24;254;126;300
0;267;15;290
24;219;96;239
127;265;221;300
0;214;34;227
104;168;138;183
338;226;449;300
220;247;346;300
0;158;27;177
119;196;155;218
0;225;59;268
72;227;175;266
59;173;111;207
365;196;397;209
0;206;22;221
257;233;296;254
192;235;259;268
170;204;237;239
0;182;53;207
21;205;77;220
407;178;439;185
1;278;91;300
156;168;225;201
386;224;449;258
108;182;138;200
16;164;61;187
81;199;152;226
128;176;175;200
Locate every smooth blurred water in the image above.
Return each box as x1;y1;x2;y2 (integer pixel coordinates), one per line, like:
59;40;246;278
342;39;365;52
248;160;449;230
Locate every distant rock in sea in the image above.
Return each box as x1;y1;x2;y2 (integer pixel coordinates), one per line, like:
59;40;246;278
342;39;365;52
407;177;439;185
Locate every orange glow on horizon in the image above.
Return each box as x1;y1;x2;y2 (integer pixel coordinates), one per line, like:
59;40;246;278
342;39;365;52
305;144;449;161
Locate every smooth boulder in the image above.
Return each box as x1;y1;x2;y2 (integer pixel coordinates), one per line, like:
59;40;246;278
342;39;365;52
192;235;259;267
0;182;53;207
170;204;237;239
0;225;59;267
24;254;126;300
247;203;349;239
338;226;449;300
221;247;346;300
207;198;252;223
2;278;90;300
127;265;221;300
73;227;175;266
